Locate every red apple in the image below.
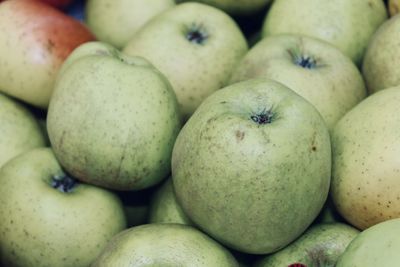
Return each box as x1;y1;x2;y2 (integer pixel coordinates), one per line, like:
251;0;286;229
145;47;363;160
40;0;75;9
0;0;95;108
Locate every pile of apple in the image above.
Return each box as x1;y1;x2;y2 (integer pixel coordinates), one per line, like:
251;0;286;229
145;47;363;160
2;0;400;266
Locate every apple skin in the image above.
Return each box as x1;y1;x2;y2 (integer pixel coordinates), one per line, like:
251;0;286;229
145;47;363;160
389;0;400;16
175;0;272;16
92;224;239;267
0;93;46;168
85;0;175;49
123;2;248;121
331;86;400;230
262;0;387;65
0;0;94;108
230;34;366;131
40;0;74;9
256;223;359;267
362;15;400;94
47;41;181;191
172;78;331;254
0;148;127;267
336;218;400;267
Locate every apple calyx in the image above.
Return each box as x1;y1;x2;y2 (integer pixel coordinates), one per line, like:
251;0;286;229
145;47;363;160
294;55;317;69
51;173;78;193
186;23;209;45
250;108;274;124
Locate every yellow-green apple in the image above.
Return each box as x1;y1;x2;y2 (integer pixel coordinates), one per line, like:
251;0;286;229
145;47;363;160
256;223;359;267
0;0;94;108
0;93;46;168
336;218;400;267
92;224;239;266
230;34;366;131
331;86;400;230
149;178;192;225
389;0;400;16
47;41;181;190
262;0;387;65
363;15;400;94
123;2;248;120
85;0;175;49
172;78;331;254
0;148;126;267
176;0;272;16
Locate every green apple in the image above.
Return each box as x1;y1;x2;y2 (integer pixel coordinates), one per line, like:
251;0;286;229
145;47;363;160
172;78;331;254
230;34;366;131
0;93;46;168
0;0;94;108
85;0;175;49
123;2;248;120
262;0;387;65
331;86;400;230
47;41;181;191
256;223;359;267
149;177;192;225
175;0;272;16
363;15;400;94
336;218;400;267
92;223;239;266
0;148;126;267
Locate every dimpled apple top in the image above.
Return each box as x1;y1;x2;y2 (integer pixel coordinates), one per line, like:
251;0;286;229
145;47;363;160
262;0;387;65
47;42;181;191
0;0;94;108
92;223;239;267
0;93;46;167
123;2;248;121
175;0;272;16
230;34;366;132
256;223;359;267
336;218;400;267
172;78;331;254
331;86;400;230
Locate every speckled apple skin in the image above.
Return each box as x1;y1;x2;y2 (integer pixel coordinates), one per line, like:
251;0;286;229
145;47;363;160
0;0;94;108
331;87;400;230
0;93;46;167
123;2;248;120
230;34;366;131
363;15;400;94
172;79;331;254
336;218;400;267
47;42;181;190
149;178;192;225
175;0;272;16
0;148;127;267
262;0;387;65
256;223;359;267
92;224;239;267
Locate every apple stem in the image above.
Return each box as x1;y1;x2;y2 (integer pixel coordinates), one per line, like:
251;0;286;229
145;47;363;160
51;174;78;193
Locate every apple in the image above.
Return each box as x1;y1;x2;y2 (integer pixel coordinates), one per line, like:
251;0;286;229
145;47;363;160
175;0;272;16
40;0;74;9
336;218;400;267
230;34;366;131
362;14;400;94
389;0;400;16
123;2;248;121
47;41;181;191
172;78;331;254
85;0;175;49
0;93;47;168
92;223;239;266
0;147;127;267
331;86;400;230
256;223;359;267
262;0;387;65
0;0;94;108
149;177;192;225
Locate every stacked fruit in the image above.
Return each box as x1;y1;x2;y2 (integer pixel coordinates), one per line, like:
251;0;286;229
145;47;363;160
0;0;399;266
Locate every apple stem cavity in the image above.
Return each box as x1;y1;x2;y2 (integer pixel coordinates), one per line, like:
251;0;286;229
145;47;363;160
250;108;274;125
295;55;317;69
51;174;78;193
185;23;209;45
